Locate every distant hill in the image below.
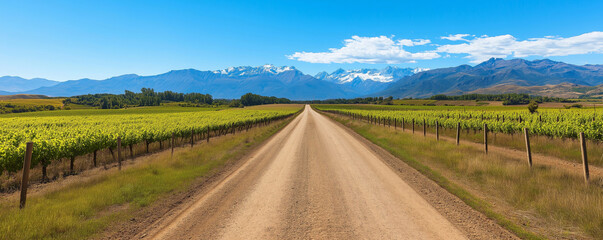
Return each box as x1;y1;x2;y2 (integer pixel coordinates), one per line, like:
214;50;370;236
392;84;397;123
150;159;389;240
375;58;603;98
0;94;52;100
0;76;59;92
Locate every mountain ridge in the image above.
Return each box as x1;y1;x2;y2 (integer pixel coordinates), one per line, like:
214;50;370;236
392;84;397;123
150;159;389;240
375;58;603;98
0;76;60;92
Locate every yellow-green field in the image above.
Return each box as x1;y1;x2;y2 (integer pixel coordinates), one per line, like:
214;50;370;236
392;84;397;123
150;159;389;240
0;98;65;107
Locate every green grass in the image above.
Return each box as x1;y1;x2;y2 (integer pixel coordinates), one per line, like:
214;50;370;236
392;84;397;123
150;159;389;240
326;112;603;239
0;116;293;239
428;125;603;167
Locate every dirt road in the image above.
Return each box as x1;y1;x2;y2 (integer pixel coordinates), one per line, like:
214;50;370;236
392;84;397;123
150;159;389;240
135;105;515;239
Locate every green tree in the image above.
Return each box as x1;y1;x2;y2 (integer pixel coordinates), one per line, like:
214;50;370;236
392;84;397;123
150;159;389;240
528;101;539;113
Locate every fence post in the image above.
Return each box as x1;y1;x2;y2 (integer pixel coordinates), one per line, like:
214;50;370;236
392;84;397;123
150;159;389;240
423;119;426;137
117;137;122;171
524;128;532;168
412;119;415;133
207;127;210;142
171;133;175;157
456;122;460;145
436;121;439;141
191;129;194;148
93;150;97;167
579;132;589;184
484;123;488;154
19;142;33;209
402;118;405;131
394;118;396;129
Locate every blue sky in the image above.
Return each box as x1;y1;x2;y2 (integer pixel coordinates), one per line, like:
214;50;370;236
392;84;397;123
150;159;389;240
0;0;601;81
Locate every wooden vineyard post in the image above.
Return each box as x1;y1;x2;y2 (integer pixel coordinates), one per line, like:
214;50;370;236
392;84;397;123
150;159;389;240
402;118;405;131
423;119;426;137
436;121;439;141
93;150;97;167
191;129;194;148
579;132;589;184
70;156;75;175
19;142;33;209
117;137;122;171
412;119;415;133
207;127;210;143
524;128;532;168
483;123;488;154
456;122;460;145
394;118;396;129
171;133;175;157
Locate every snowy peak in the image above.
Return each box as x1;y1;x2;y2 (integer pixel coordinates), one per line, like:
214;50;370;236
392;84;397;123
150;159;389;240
314;66;427;84
212;65;297;77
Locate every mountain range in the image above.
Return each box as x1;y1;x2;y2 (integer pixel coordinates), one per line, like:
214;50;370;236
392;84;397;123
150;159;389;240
0;65;420;100
376;58;603;98
1;59;601;100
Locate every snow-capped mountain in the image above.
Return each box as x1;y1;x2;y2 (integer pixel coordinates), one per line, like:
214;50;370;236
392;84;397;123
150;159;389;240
212;64;296;77
314;66;427;94
315;66;427;84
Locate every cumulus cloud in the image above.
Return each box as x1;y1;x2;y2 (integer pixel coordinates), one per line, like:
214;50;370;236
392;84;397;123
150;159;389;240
287;32;603;64
441;34;471;41
437;31;603;63
287;36;440;64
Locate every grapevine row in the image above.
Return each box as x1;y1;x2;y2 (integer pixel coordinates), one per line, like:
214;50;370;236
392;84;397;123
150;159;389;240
313;105;603;141
0;108;300;175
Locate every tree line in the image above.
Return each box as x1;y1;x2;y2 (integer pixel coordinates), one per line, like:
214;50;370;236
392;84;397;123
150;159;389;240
64;88;214;109
0;103;58;114
62;90;293;109
238;93;292;106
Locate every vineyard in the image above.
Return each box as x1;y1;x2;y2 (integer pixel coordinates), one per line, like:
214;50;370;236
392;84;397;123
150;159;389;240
313;104;603;141
0;106;301;176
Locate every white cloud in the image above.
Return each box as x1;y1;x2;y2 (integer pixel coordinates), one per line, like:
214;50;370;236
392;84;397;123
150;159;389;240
398;39;431;46
287;32;603;64
441;34;471;41
287;36;440;64
437;31;603;63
